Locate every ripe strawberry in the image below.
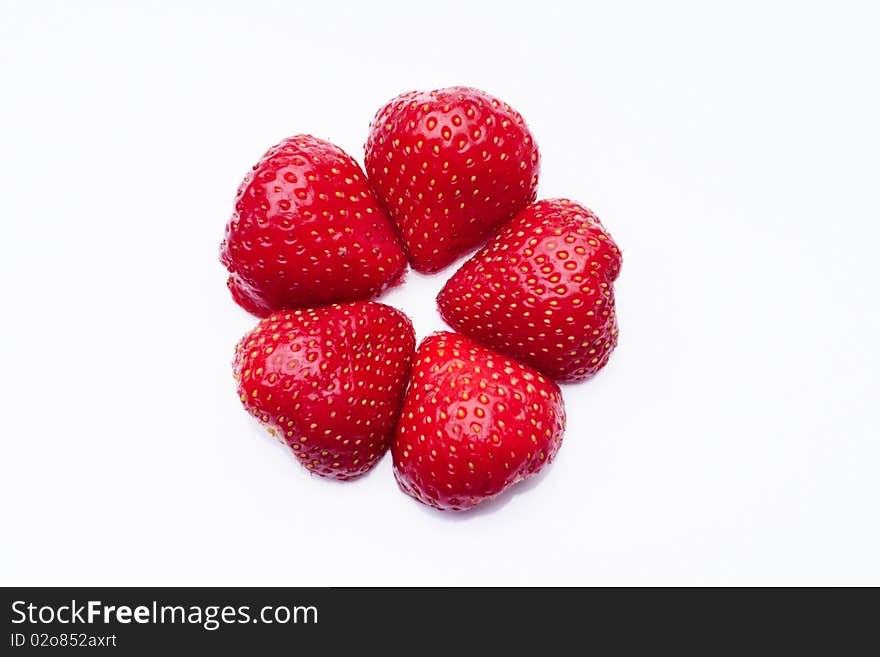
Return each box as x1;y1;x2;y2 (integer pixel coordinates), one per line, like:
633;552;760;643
365;87;540;273
392;332;565;511
233;301;416;480
437;199;622;383
220;135;407;317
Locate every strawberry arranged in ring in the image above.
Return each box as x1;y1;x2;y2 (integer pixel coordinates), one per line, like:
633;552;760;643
437;199;622;383
392;332;565;511
365;87;540;273
223;91;625;510
233;302;416;480
221;135;407;317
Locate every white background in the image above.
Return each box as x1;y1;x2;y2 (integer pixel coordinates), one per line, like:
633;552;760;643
1;0;878;586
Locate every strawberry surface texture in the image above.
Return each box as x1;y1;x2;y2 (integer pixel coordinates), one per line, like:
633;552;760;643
233;302;416;480
392;332;565;511
221;135;407;317
365;86;540;273
438;199;622;383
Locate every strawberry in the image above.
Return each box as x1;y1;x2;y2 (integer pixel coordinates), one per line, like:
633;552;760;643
392;332;565;511
232;301;416;480
365;86;540;273
437;199;622;383
220;135;407;317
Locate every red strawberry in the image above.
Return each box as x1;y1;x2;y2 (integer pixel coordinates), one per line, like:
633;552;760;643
220;135;407;317
233;301;416;480
392;332;565;511
437;199;622;383
365;87;540;273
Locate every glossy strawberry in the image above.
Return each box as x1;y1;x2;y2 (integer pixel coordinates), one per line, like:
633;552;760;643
365;87;540;273
220;135;407;317
392;332;565;511
437;199;622;383
233;302;416;480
